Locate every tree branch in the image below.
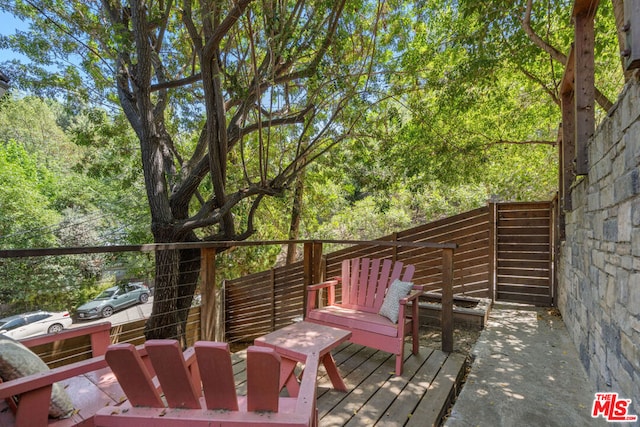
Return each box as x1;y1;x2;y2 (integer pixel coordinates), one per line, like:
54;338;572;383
23;0;115;74
202;0;253;62
522;0;613;111
493;139;557;146
517;64;561;106
522;0;566;64
177;184;279;233
228;104;314;146
150;72;202;92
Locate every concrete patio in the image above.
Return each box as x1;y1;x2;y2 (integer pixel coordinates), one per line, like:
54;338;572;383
445;303;618;427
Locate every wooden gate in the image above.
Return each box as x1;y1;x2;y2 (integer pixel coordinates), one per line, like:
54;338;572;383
495;202;553;306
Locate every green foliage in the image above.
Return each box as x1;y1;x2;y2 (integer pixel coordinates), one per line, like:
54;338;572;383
0;139;60;249
0;96;149;315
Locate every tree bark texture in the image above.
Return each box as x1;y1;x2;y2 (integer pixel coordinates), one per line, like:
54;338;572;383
104;0;350;343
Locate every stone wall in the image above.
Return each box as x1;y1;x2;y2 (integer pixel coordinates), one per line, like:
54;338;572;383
557;72;640;417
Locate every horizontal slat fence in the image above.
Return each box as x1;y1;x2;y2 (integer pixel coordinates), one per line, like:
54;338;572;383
225;262;305;342
496;202;553;305
324;206;492;297
224;204;538;344
6;201;552;352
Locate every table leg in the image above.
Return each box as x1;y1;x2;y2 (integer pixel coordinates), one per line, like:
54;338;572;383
321;353;347;392
279;358;300;397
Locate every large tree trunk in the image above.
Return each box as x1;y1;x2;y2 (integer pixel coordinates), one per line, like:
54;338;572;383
286;170;306;264
145;247;181;340
144;240;200;343
175;247;201;346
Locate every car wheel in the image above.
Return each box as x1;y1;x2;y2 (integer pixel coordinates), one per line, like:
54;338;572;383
47;323;64;334
101;306;114;318
139;293;149;303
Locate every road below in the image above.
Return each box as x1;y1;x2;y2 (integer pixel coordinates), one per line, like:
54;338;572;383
69;296;153;328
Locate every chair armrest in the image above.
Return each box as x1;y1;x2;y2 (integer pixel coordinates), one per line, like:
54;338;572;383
295;353;320;421
0;342;147;400
0;356;108;399
396;288;423;338
399;287;423;305
306;278;340;291
306;278;341;317
21;321;112;358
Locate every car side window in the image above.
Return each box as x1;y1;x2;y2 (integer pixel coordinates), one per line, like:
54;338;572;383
27;313;50;323
126;285;136;293
4;318;26;330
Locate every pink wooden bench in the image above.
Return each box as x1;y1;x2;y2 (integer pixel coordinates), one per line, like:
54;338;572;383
305;257;421;375
94;339;320;426
0;322;122;427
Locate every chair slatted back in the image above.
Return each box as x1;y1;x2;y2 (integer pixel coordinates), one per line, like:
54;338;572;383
340;257;415;312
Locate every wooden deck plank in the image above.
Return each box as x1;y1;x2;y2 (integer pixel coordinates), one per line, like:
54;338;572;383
316;344;379;399
377;349;449;426
227;342;466;427
316;346;389;419
342;346;436;426
318;350;394;426
405;353;468;427
322;344;465;427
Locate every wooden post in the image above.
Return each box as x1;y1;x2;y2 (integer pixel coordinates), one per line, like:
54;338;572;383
441;248;454;353
561;50;576;210
549;199;557;306
573;3;597;175
303;243;313;318
303;242;324;318
89;324;111;357
200;247;217;341
313;241;323;284
303;243;313;285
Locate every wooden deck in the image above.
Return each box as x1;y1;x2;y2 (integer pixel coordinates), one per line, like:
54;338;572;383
0;341;465;426
232;343;468;427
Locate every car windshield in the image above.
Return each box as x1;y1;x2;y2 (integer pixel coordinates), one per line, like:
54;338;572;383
0;318;22;330
96;290;116;299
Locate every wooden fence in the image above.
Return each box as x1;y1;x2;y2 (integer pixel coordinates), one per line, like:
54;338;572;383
224;201;554;343
1;200;554;353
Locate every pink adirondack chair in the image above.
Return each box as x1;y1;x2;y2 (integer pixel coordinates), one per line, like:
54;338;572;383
94;339;319;427
305;257;421;375
0;322;117;427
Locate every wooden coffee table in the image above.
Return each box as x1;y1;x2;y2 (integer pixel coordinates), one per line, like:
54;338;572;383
254;321;352;395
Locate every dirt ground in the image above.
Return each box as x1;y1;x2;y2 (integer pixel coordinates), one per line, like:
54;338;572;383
419;324;482;357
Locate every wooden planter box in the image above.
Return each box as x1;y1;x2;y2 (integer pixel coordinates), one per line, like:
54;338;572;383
418;293;492;330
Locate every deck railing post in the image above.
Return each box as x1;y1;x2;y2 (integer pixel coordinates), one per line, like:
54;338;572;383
303;243;313;317
200;247;217;341
303;242;323;318
313;241;323;284
441;248;454;353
